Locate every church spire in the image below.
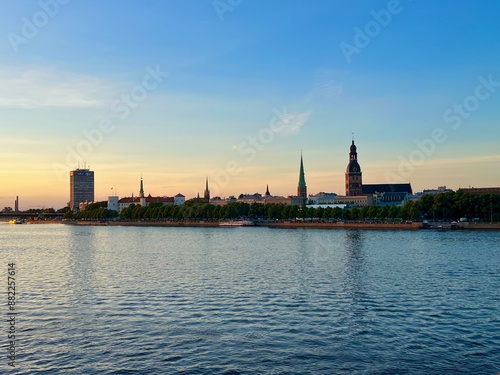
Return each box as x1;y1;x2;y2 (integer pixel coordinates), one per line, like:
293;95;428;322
139;176;144;198
297;153;307;199
204;177;210;202
265;184;271;196
350;136;358;161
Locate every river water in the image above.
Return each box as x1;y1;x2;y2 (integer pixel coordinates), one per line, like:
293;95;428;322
1;223;499;374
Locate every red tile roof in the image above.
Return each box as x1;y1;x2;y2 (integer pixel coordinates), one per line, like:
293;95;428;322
118;196;174;204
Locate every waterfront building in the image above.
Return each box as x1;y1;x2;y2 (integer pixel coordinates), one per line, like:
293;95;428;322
264;196;305;206
79;200;94;211
423;186;452;195
210;198;229;206
237;193;264;204
116;177;180;212
118;195;175;212
459;187;500;195
232;191;303;206
117;196;136;212
362;183;413;195
108;196;119;212
174;194;185;206
409;186;452;201
308;192;338;205
70;168;94;211
210;196;237;206
334;195;374;207
375;192;410;206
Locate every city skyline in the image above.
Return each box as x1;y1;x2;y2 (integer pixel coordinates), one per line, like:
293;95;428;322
1;1;499;209
3;138;493;211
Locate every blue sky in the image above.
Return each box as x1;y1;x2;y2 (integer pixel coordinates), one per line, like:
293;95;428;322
1;0;499;209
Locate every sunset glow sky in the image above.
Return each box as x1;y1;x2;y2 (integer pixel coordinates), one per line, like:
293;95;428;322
1;0;499;209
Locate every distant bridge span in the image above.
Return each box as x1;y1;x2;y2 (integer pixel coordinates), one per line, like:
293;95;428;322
0;212;63;219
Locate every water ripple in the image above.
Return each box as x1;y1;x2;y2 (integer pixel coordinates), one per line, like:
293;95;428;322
1;226;499;374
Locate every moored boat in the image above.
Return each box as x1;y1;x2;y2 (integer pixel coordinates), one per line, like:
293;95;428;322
219;220;255;227
9;218;24;224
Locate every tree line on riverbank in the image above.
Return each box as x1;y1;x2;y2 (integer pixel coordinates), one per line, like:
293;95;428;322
65;191;500;222
65;202;119;220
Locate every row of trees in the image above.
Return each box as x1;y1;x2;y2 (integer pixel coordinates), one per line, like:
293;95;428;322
117;200;419;221
418;190;499;221
66;191;500;222
64;202;119;220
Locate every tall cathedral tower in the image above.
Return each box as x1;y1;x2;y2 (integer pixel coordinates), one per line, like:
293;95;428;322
297;153;307;199
345;137;362;196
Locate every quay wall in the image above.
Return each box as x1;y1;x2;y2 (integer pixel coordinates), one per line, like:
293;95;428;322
61;220;500;231
259;221;423;230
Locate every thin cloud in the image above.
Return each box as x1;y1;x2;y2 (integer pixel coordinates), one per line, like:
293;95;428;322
430;154;500;166
310;70;345;102
366;154;500;174
2;138;46;145
275;110;311;136
0;66;115;109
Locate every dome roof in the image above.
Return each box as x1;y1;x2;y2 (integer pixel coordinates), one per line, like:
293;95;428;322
347;160;361;173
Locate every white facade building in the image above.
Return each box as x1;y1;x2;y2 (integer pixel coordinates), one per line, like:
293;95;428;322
108;196;119;212
174;194;185;206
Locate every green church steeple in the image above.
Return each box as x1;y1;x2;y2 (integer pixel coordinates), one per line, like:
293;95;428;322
297;153;307;199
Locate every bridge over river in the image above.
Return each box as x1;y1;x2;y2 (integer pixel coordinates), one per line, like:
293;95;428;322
0;212;63;219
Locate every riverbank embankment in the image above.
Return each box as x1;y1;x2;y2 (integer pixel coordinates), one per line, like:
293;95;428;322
60;220;500;230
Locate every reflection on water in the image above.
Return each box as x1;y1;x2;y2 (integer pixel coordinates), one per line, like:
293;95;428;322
344;230;366;290
0;225;499;374
68;226;98;300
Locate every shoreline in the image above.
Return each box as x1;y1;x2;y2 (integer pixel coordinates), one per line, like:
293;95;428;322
59;220;500;231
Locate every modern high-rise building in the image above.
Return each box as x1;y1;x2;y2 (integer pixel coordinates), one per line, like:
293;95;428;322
70;168;94;211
